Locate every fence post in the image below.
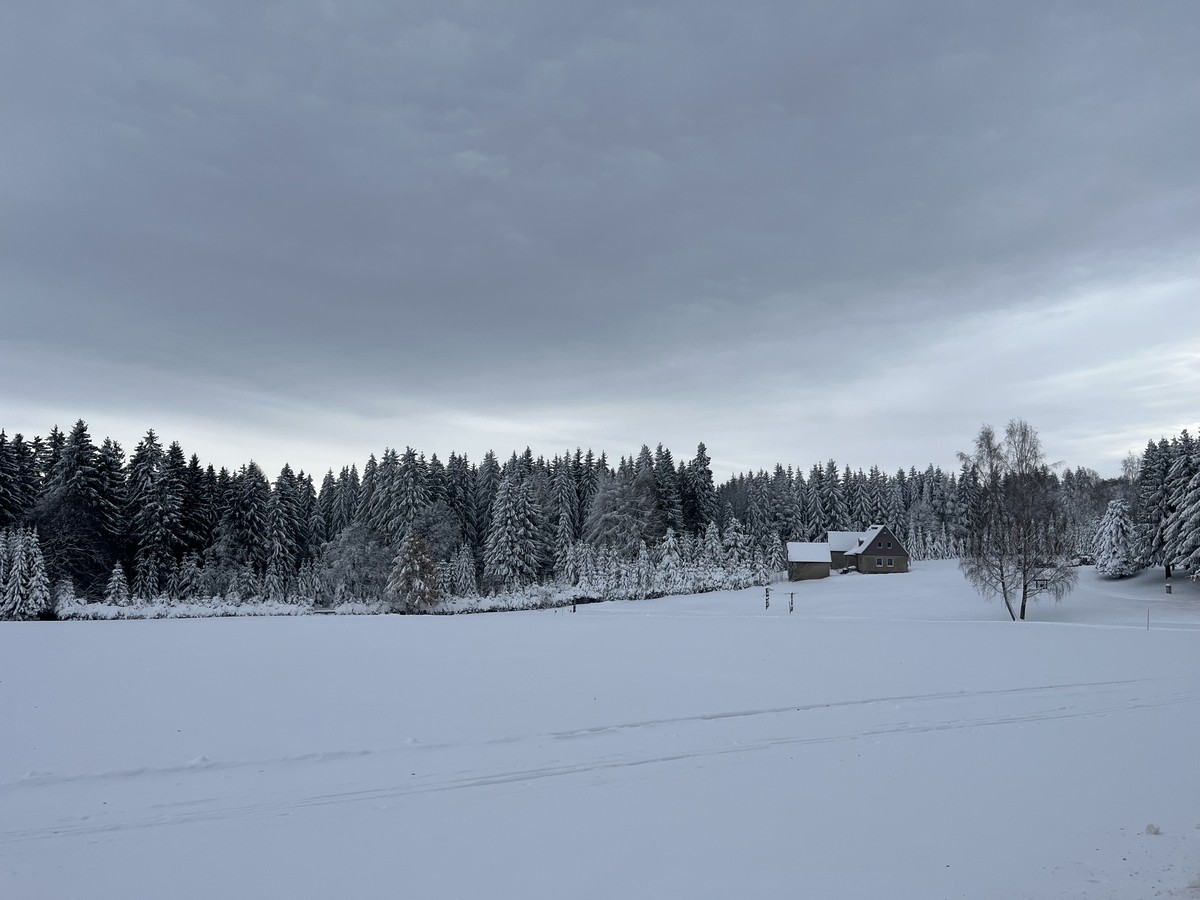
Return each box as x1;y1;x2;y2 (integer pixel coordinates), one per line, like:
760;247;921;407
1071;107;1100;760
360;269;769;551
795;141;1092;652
789;593;794;614
765;587;770;610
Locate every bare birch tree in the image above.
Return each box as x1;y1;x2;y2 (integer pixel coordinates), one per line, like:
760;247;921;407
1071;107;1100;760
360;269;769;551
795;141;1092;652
959;420;1077;621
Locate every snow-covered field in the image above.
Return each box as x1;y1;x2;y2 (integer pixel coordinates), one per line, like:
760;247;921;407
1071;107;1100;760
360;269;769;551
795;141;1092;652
3;561;1199;899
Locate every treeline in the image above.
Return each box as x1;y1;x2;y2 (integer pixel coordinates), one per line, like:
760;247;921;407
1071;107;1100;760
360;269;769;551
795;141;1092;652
1075;427;1200;584
1126;430;1200;577
0;418;1179;619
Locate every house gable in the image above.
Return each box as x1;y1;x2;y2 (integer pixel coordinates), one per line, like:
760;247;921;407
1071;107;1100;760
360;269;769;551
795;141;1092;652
844;524;910;573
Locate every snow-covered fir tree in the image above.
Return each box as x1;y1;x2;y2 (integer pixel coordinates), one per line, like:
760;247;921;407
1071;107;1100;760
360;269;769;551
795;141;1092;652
176;553;201;600
0;528;11;587
25;531;52;618
654;527;685;596
387;530;438;613
448;545;478;596
1;528;51;620
262;560;287;603
1173;466;1200;577
1093;499;1141;578
1;527;30;618
105;563;132;605
483;473;541;592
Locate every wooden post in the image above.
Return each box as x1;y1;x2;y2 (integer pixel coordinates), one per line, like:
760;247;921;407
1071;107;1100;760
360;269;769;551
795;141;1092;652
789;593;794;614
1165;580;1172;595
572;598;577;613
765;587;770;610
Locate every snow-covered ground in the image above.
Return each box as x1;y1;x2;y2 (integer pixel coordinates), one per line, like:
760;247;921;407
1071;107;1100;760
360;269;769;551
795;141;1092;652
3;561;1199;899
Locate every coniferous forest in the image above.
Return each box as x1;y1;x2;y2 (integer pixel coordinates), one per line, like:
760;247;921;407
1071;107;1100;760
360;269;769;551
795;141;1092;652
0;419;1196;620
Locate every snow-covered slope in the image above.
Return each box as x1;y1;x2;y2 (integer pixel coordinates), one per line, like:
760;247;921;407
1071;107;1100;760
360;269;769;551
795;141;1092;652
2;562;1198;899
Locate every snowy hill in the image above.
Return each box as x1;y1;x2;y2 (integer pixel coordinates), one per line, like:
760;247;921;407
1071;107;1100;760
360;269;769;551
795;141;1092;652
2;561;1198;899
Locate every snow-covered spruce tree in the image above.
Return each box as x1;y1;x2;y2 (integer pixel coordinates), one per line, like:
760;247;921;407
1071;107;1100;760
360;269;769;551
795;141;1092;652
682;443;718;535
266;470;301;575
126;429;182;594
722;512;750;564
696;520;725;590
573;542;597;595
228;462;273;572
448;545;477;596
434;559;453;597
294;560;317;603
558;540;582;588
552;508;575;582
721;513;753;589
176;553;201;601
701;520;724;567
262;560;286;603
105;563;132;606
483;473;541;592
1135;438;1172;574
386;447;430;544
751;548;770;586
54;577;82;618
632;541;654;600
32;419;117;598
1174;466;1200;578
583;545;617;600
132;557;160;601
386;530;438;613
0;528;10;588
1;528;51;620
229;563;260;603
1;528;30;618
1161;432;1197;577
821;460;851;532
1093;499;1141;578
759;534;785;574
24;531;52;619
583;470;649;558
654;527;684;596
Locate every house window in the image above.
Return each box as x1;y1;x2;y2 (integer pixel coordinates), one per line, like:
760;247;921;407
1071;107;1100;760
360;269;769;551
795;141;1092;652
886;541;892;549
876;541;882;548
887;558;894;568
875;557;882;567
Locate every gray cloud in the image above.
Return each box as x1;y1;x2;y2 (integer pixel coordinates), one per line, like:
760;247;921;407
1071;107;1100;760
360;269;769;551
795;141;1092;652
2;1;1198;478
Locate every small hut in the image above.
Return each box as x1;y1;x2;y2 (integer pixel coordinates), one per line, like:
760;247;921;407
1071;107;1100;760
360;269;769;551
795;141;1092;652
786;542;832;581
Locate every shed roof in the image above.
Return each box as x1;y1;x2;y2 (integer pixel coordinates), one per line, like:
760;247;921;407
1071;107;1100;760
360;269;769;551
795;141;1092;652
787;541;832;564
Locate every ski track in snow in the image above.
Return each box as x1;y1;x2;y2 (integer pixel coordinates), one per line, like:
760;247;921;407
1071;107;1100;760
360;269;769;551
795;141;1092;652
0;676;1151;790
3;676;1195;846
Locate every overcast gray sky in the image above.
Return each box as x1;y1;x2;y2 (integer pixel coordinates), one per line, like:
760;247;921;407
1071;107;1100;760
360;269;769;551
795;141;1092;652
3;1;1198;480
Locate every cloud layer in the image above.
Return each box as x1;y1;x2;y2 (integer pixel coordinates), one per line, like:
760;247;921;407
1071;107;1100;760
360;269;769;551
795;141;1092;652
3;1;1198;477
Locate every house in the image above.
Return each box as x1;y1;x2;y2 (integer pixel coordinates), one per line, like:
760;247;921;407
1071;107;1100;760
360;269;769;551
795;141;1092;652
840;524;910;574
786;525;910;581
786;542;832;580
